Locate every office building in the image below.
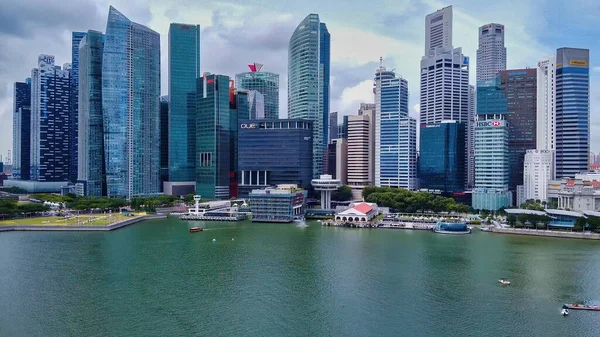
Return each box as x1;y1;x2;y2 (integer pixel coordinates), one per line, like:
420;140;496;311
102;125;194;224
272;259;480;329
419;121;465;192
499;69;537;193
160;96;169;193
472;78;511;210
524;149;553;202
12;80;31;180
547;173;600;212
555;48;590;178
374;66;417;190
467;85;476;188
347;107;375;200
237;119;312;198
336;138;348;185
249;185;307;223
236;65;279;119
536;56;557;153
102;6;161;198
338;115;349;140
288;14;330;178
70;32;86;183
476;23;506;81
329;111;338;143
77;30;105;197
424;6;452;57
166;23;200;194
325;141;337;178
30;55;71;182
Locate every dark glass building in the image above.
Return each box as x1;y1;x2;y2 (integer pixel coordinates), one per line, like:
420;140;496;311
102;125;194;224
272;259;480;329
238;119;313;198
235;70;278;119
12;80;31;180
329;111;338;142
160;96;169;192
320;22;331;150
419;121;466;192
70;32;87;183
499;69;536;192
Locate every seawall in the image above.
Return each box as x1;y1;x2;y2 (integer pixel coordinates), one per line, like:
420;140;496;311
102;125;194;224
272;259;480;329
0;215;166;233
489;227;600;240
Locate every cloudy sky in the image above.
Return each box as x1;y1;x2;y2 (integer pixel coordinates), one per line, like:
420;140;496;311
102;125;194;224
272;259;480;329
2;0;600;161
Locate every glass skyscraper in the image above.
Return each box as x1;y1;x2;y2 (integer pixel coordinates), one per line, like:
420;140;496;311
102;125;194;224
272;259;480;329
160;96;169;192
555;48;590;178
70;32;87;183
168;23;200;185
12;80;31;180
77;30;105;197
236;71;279;119
288;14;330;178
102;6;161;198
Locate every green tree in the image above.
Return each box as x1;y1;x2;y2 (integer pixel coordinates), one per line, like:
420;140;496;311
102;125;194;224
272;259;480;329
573;217;587;232
587;216;600;233
507;215;517;226
332;185;353;201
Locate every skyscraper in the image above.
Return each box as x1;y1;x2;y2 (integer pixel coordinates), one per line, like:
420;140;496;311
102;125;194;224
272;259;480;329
476;24;506;81
374;66;417;190
196;74;232;200
288;14;330;178
236;65;279;119
12;80;31;180
70;32;87;183
102;6;161;198
160;96;169;193
168;23;200;189
347;106;375;200
424;6;452;57
467;85;476;188
77;30;105;197
329;111;338;143
555;48;590;178
536;56;556;153
524;149;553;202
419;121;465;192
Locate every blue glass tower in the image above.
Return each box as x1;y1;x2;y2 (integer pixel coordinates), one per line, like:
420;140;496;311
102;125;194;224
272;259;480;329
102;6;161;198
555;48;590;178
77;30;105;197
12;80;31;180
236;71;278;119
168;23;200;185
70;32;87;183
320;22;331;151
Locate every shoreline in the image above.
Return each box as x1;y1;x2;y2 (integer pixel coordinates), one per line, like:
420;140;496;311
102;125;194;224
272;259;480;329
0;215;166;232
489;227;600;240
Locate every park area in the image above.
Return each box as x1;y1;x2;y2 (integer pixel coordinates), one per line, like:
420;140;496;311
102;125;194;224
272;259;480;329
0;212;143;227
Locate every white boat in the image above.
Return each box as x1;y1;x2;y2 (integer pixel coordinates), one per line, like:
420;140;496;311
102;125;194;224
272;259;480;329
561;308;569;316
498;279;511;286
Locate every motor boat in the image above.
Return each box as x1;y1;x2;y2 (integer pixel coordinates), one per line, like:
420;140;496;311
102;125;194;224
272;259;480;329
498;279;511;286
189;227;203;233
561;308;569;316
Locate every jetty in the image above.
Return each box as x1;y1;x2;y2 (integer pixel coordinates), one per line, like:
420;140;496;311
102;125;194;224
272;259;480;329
563;304;600;311
180;214;246;221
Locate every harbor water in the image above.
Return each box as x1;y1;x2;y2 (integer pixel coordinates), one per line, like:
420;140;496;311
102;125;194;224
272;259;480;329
1;218;600;336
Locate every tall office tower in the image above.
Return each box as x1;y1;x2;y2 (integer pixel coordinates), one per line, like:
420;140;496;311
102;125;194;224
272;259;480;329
168;23;200;189
325;141;337;178
196;74;232;200
419;121;465;192
160;96;169;193
30;55;71;182
424;6;452;58
347;107;375;200
373;66;417;189
70;32;86;183
555;48;590;178
472;77;511;210
467;85;476;188
338;115;349;139
236;64;279;119
536;56;556;153
77;30;105;197
335;138;348;185
288;14;330;178
12;80;31;180
102;6;161;199
499;69;537;194
523;149;553;202
229;88;254;198
329;111;338;143
476;24;506;81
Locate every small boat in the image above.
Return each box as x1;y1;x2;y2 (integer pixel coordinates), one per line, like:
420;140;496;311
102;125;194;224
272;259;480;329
212;238;216;242
189;227;203;233
498;279;511;286
561;308;569;316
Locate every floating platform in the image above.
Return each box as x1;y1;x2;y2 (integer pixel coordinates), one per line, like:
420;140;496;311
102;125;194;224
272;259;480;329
180;215;247;222
564;304;600;311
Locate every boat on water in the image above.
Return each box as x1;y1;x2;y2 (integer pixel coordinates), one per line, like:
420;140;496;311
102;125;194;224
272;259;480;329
293;216;305;222
433;222;472;235
498;279;511;286
189;227;203;233
563;303;600;311
561;308;569;316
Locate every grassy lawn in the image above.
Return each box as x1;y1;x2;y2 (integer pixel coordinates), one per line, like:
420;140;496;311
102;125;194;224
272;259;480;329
0;213;144;227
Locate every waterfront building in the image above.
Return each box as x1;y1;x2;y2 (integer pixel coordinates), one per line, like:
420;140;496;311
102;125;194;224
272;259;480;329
30;54;71;183
555;48;590;178
347;107;375;200
467;85;476;188
160;96;169;193
236;65;279;119
419;121;465;192
76;30;105;197
249;185;307;223
288;14;330;178
166;23;200;194
334;202;379;224
547;172;600;211
102;6;161;199
472;77;511;210
373;66;417;190
499;69;537;194
476;23;506;82
237;119;313;198
523;149;553;202
312;174;342;209
12;80;31;180
329;111;338;143
70;32;87;183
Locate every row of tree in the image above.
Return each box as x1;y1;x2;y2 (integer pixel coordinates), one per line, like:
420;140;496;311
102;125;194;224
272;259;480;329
0;199;49;217
362;187;471;214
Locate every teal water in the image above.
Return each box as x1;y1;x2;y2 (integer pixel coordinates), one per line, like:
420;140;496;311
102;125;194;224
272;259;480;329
1;219;600;336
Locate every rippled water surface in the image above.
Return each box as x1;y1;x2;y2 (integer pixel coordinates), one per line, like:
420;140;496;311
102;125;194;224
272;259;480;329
1;219;600;336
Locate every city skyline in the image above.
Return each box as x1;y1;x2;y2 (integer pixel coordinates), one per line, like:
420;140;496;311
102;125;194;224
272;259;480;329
2;1;600;158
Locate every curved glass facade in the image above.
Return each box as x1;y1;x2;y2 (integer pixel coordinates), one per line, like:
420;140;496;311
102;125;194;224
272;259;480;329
288;14;329;178
236;72;279;119
102;6;161;198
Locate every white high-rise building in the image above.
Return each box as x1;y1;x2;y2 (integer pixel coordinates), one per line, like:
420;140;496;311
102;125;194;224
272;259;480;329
425;6;453;58
347;106;375;200
476;23;506;81
536;56;556;152
467;85;476;188
524;150;553;202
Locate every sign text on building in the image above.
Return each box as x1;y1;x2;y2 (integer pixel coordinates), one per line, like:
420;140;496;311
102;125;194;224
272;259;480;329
240;123;257;129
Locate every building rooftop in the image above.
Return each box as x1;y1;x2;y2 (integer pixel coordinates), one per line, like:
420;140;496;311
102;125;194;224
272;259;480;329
504;209;547;216
544;209;584;217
